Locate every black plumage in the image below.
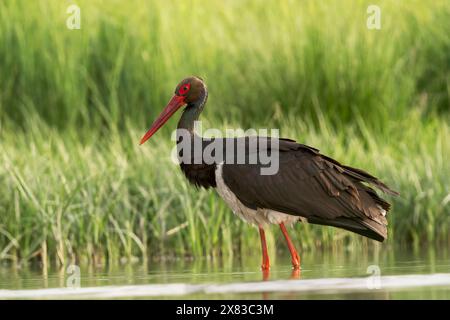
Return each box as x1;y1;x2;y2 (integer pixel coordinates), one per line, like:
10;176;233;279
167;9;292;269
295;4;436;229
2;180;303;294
179;136;398;241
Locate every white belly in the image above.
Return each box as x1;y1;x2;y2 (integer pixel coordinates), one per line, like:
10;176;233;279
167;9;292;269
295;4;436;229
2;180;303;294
215;163;304;227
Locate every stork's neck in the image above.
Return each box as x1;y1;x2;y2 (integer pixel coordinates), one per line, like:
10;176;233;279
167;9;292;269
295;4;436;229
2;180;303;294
177;88;208;132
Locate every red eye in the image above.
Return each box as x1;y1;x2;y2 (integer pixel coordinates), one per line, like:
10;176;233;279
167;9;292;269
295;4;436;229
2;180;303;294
179;83;191;95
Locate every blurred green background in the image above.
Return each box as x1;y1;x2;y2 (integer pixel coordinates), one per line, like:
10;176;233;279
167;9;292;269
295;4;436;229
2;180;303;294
0;0;448;267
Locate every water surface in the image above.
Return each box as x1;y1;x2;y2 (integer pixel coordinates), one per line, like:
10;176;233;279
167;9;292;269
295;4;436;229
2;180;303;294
1;246;449;299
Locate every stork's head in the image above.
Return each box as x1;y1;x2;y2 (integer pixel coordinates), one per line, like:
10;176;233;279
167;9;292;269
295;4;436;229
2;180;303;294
140;76;206;145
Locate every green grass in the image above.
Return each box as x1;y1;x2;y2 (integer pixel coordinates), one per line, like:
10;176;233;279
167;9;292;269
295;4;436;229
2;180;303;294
0;112;448;266
0;0;449;266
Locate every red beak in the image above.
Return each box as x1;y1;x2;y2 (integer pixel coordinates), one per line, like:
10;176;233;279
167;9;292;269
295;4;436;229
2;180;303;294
139;95;186;145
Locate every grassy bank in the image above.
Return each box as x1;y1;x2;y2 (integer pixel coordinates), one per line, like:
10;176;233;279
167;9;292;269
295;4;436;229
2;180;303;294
0;113;448;266
0;0;449;266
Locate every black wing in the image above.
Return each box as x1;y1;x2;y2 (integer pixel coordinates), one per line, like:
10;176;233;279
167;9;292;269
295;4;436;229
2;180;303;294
222;138;399;242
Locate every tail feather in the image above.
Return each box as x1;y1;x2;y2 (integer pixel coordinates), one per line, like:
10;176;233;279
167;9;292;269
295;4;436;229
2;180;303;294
342;165;399;196
308;215;387;242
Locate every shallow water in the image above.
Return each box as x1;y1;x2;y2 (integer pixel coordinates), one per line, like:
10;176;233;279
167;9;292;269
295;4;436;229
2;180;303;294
0;246;449;299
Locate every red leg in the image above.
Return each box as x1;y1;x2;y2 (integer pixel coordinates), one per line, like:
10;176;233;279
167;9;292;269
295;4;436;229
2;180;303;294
279;223;301;269
259;227;270;271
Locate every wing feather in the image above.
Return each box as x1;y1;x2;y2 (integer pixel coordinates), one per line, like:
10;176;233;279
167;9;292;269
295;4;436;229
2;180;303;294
222;139;398;241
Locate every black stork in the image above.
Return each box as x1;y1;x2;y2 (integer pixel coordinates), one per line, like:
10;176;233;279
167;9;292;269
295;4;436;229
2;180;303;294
140;76;399;271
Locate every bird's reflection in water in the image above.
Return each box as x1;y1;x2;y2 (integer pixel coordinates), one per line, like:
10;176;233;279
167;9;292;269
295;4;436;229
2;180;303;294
290;268;301;280
261;268;302;281
261;267;302;299
262;269;270;281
